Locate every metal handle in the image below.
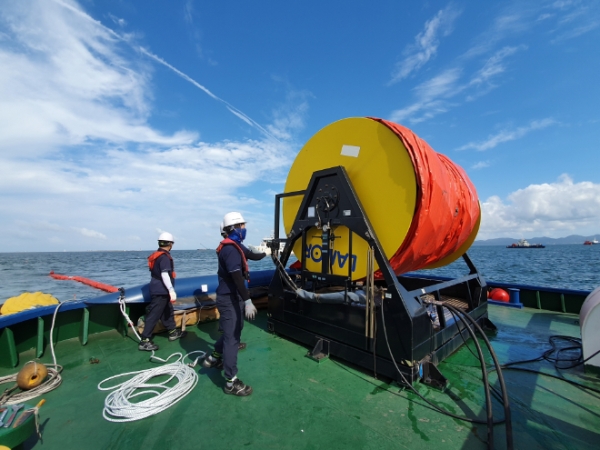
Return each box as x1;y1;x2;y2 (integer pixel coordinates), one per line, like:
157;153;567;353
0;406;10;426
3;404;23;428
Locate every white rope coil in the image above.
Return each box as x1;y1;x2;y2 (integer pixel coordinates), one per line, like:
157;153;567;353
0;300;75;405
98;351;205;422
0;366;62;405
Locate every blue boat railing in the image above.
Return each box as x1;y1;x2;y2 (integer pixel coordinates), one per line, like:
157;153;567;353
0;269;592;368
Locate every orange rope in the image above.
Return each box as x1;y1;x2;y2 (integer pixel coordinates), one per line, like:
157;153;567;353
49;271;118;293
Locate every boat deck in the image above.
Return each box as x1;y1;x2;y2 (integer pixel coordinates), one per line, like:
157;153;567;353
1;305;599;450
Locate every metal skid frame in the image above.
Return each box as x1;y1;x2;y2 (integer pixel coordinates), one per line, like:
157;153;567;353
267;166;491;387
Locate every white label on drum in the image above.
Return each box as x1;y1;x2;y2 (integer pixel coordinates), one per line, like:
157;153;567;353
341;145;360;157
201;284;208;292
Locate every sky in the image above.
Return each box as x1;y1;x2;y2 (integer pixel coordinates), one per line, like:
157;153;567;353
1;0;599;252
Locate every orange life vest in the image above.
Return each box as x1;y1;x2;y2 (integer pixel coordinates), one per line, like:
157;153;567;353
216;238;249;280
147;249;177;279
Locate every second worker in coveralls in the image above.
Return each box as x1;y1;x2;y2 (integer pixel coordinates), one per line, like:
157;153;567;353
202;212;266;396
138;232;186;351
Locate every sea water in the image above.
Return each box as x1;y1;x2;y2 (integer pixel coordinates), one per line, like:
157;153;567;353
0;245;599;303
0;250;282;303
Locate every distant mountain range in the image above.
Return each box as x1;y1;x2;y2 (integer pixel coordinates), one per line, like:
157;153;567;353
473;234;600;246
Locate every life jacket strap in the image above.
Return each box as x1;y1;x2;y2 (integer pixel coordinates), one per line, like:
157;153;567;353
147;250;176;279
216;239;249;280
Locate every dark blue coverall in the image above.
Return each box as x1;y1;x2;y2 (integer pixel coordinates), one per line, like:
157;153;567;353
214;243;250;380
142;250;176;339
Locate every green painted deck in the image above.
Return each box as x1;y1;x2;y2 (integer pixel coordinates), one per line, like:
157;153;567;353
2;305;599;450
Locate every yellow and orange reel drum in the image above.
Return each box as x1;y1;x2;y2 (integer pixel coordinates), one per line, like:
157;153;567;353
283;117;480;280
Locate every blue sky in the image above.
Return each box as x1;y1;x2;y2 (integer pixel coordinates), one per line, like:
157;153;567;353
1;0;599;252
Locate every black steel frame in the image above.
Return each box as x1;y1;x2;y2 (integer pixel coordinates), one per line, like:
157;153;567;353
267;166;491;387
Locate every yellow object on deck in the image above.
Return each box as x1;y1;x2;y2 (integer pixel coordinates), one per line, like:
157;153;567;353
16;361;49;390
1;292;59;316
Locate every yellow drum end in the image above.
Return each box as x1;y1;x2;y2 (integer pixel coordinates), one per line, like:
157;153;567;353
284;118;417;279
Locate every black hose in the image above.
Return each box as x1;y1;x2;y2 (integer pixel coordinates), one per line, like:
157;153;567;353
271;252;299;292
378;297;507;428
491;335;600;395
442;305;494;449
499;335;589;371
546;336;584;369
444;303;514;450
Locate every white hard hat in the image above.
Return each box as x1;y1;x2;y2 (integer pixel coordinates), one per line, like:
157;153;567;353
222;212;245;228
158;232;174;243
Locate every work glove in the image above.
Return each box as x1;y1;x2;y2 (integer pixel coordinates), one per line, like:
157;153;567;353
244;299;257;320
169;288;177;303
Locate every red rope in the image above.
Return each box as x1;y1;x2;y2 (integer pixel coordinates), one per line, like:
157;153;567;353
49;271;119;293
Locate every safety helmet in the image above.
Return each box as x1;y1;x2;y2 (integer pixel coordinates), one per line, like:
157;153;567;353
158;232;174;243
222;212;245;229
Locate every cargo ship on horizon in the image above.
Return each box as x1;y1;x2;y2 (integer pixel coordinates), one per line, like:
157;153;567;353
506;239;545;248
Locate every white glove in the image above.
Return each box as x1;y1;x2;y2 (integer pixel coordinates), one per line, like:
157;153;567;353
244;299;257;320
169;288;177;303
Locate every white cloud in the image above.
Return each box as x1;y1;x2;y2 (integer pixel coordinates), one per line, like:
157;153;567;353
478;175;600;238
551;20;600;42
469;46;525;87
389;68;461;123
0;0;307;251
537;13;554;22
462;11;528;59
108;13;126;28
389;4;461;83
389;43;525;124
547;0;600;42
0;0;198;155
457;118;556;151
135;46;271;137
15;220;65;232
464;0;600;52
389;1;598;125
471;161;490;170
266;90;311;141
74;227;107;239
0;134;297;250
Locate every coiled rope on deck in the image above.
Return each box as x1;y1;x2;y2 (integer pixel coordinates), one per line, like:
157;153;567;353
0;367;61;405
97;288;206;422
0;300;77;405
97;351;205;423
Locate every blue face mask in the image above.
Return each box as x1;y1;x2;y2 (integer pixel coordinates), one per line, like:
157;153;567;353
229;227;246;243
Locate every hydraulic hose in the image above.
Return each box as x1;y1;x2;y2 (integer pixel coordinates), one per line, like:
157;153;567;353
491;336;600;395
271;252;299;292
437;304;494;449
379;299;503;424
443;302;513;450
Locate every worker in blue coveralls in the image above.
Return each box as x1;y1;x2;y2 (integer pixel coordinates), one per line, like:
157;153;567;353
217;221;266;351
202;212;266;396
139;232;186;351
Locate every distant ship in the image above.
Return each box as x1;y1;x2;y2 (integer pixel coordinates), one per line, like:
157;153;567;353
248;235;291;255
584;239;599;245
506;239;545;248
